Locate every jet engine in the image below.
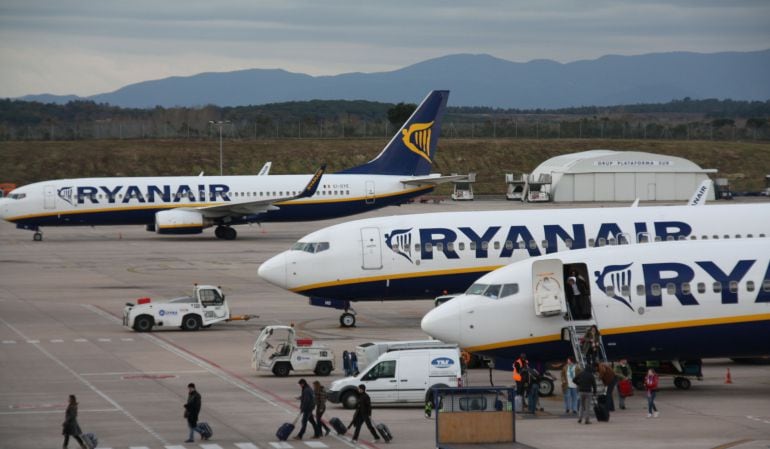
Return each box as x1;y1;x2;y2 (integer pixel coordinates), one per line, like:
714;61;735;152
155;209;209;234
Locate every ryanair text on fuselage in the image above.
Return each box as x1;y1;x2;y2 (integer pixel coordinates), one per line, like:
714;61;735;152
387;221;693;262
60;184;231;205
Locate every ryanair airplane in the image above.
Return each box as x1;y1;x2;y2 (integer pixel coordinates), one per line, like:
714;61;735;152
0;90;454;241
421;239;770;364
258;203;770;326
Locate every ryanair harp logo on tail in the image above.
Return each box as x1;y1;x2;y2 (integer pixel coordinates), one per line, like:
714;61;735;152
402;121;434;163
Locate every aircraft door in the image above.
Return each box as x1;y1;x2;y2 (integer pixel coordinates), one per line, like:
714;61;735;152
365;181;375;205
532;259;566;316
44;185;56;210
360;227;382;270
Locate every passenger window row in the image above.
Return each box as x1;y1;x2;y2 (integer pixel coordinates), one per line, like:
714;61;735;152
410;233;766;254
77;189;353;201
604;279;770;297
637;232;766;242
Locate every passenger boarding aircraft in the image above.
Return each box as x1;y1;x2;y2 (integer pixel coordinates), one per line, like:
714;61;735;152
258;203;770;326
420;239;770;364
0;91;456;241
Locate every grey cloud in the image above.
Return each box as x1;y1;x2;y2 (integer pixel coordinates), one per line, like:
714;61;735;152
1;0;769;96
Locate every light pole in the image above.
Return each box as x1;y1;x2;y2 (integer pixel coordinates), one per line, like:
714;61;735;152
209;120;231;175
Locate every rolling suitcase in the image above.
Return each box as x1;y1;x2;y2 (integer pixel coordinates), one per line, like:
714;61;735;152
276;422;295;441
594;395;610;422
81;432;98;449
376;423;392;442
196;422;213;439
276;413;300;441
329;417;347;435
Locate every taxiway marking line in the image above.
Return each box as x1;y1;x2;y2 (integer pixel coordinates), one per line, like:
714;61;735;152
0;408;119;415
80;369;208;376
0;316;167;445
84;304;365;449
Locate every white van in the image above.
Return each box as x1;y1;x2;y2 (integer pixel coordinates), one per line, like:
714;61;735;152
328;346;463;409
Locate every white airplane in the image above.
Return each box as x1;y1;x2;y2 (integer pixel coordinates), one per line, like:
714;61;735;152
0;91;457;241
420;238;770;365
258;203;770;326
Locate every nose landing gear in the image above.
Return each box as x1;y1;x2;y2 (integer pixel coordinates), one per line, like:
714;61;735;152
340;310;357;328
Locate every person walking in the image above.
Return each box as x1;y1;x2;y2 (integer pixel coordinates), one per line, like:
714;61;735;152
644;368;660;418
183;383;203;443
597;362;617;412
526;366;541;414
342;351;351;376
350;352;359;375
614;358;632;410
294;379;320;440
513;353;529;407
351;384;380;444
573;364;596;425
560;357;579;414
566;272;591;319
581;326;600;366
62;394;87;449
313;380;331;436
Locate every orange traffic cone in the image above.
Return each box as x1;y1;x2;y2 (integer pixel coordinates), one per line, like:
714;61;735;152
724;368;733;384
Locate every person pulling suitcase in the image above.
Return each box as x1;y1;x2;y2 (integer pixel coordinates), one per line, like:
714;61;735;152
351;384;380;444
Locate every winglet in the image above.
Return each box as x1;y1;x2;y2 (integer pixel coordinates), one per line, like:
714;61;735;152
688;179;712;206
258;162;272;176
296;164;325;199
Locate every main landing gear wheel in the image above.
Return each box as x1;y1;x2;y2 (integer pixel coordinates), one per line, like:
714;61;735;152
340;312;356;328
33;232;43;241
538;377;555;397
674;376;692;390
215;226;237;240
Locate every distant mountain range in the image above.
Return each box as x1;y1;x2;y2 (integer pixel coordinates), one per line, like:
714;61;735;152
19;49;770;109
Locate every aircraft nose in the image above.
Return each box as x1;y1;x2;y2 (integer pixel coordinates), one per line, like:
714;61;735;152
421;297;462;344
0;199;10;221
258;252;288;288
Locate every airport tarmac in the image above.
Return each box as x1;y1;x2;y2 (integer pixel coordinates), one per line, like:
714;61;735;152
1;199;769;449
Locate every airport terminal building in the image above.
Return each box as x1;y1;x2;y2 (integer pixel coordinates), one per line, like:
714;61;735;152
531;150;717;202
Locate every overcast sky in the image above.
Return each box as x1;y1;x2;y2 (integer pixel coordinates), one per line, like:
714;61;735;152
1;0;768;98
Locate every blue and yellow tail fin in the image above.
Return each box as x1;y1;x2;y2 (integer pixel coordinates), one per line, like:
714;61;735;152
339;90;449;176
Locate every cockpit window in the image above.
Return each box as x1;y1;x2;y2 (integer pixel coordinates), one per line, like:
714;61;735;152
466;283;488;295
500;283;519;297
484;284;501;299
290;241;330;254
9;193;26;200
466;282;519;299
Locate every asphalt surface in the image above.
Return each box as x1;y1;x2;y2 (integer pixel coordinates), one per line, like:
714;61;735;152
1;199;769;449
